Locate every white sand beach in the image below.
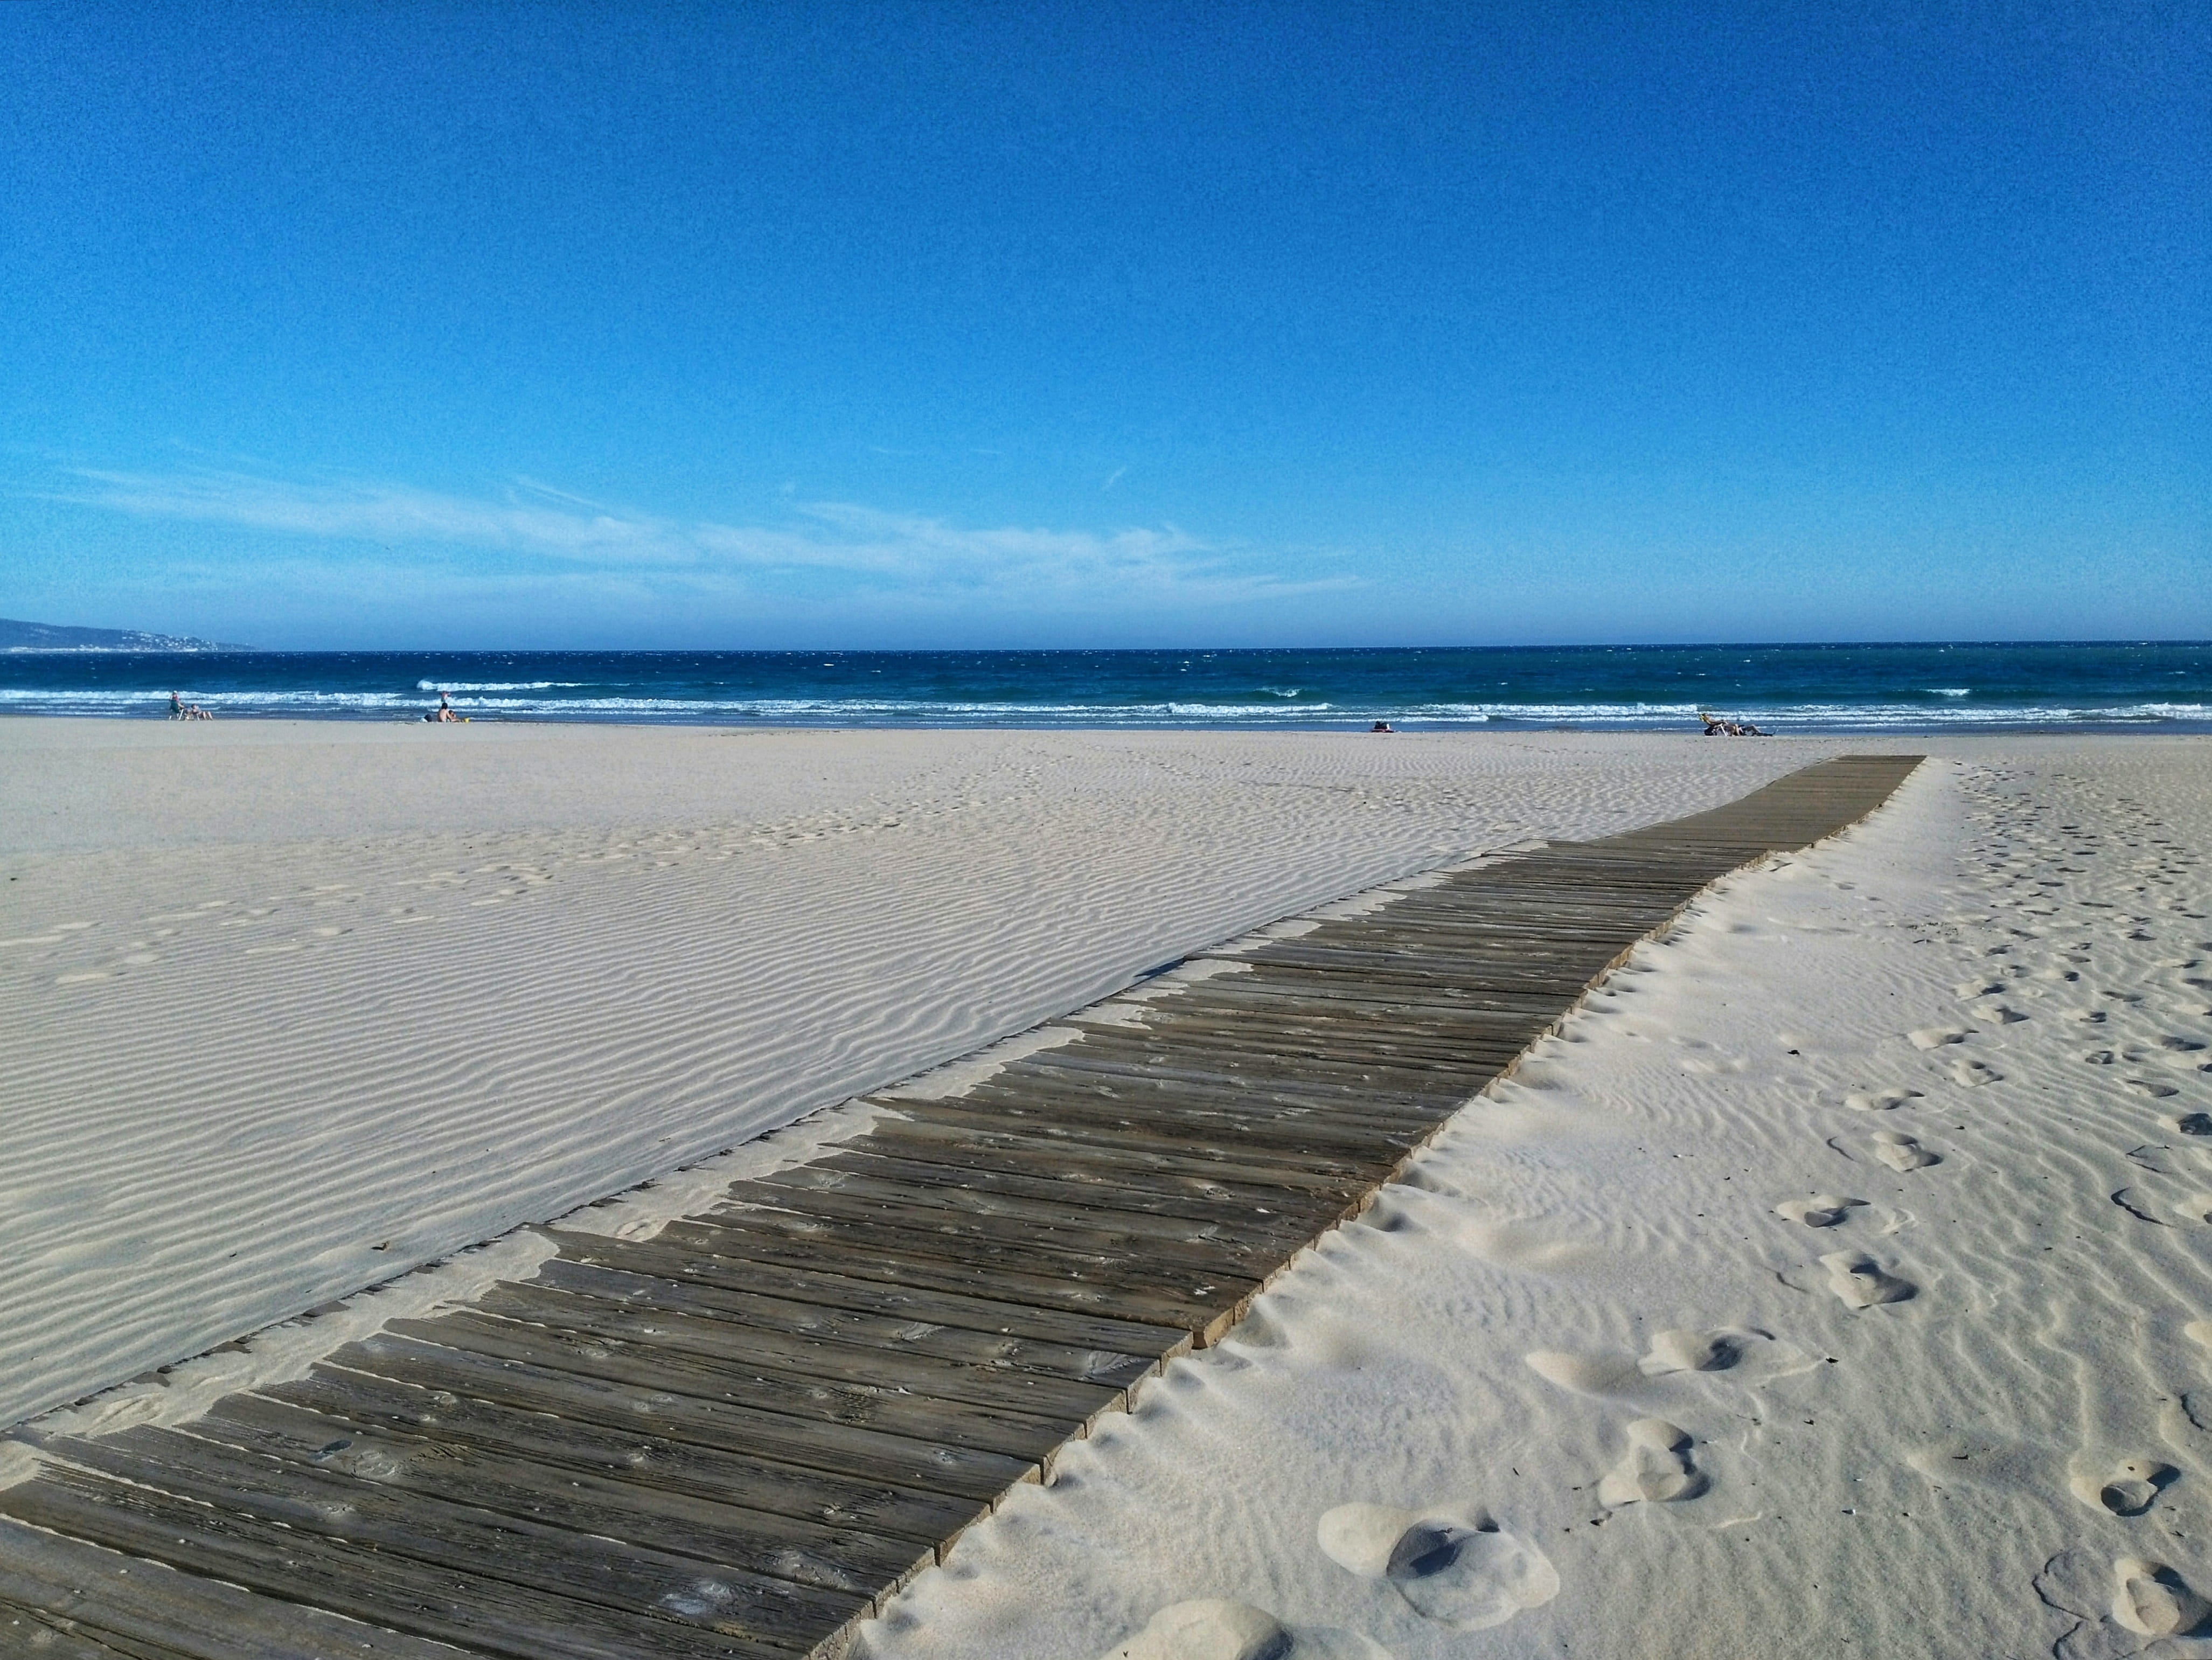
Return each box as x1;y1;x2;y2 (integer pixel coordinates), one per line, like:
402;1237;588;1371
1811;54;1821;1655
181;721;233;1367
6;722;2208;1657
1;719;1808;1431
853;737;2212;1658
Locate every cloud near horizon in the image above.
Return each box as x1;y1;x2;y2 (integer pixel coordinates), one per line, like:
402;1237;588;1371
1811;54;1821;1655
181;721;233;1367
56;468;1354;612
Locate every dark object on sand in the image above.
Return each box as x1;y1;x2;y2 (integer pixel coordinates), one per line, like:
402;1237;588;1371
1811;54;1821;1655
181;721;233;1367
1699;710;1765;737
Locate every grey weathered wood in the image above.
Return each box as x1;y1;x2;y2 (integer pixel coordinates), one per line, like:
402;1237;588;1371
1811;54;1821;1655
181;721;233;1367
545;1231;1193;1357
0;1515;481;1660
242;1365;985;1540
0;1463;785;1660
174;1392;932;1598
321;1332;1041;1497
528;1255;1165;1387
469;1281;1132;1420
0;754;1922;1660
30;1427;861;1649
375;1311;1086;1462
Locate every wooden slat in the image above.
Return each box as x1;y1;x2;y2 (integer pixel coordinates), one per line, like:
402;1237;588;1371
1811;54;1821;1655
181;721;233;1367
528;1256;1165;1387
176;1393;933;1597
319;1332;1040;1498
31;1427;862;1649
243;1365;985;1540
0;754;1922;1660
0;1463;785;1660
544;1231;1194;1357
374;1311;1089;1462
0;1516;478;1660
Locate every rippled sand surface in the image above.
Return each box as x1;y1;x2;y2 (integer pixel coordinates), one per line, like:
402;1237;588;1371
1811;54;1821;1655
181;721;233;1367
857;737;2212;1659
0;719;1809;1428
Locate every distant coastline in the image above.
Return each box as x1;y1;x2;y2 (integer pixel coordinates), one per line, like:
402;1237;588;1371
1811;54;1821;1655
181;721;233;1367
1;641;2206;731
0;616;254;653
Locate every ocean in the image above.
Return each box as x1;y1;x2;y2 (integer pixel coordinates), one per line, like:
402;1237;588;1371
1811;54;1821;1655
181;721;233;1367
4;642;2209;733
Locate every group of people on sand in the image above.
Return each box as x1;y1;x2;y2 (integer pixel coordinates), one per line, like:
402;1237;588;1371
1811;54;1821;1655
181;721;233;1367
166;691;212;720
1700;709;1768;736
425;691;463;723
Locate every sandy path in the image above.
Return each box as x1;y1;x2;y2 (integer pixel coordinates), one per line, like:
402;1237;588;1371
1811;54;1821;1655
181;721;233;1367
858;737;2212;1659
1;721;1813;1430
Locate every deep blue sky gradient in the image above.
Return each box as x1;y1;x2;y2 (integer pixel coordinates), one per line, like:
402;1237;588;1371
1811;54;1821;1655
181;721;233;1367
2;2;2205;647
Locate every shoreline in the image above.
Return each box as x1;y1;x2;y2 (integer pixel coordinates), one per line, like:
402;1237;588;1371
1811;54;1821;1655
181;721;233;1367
11;711;2212;737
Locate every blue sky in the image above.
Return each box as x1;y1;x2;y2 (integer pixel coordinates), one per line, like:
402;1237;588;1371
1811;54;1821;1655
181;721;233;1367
2;2;2205;649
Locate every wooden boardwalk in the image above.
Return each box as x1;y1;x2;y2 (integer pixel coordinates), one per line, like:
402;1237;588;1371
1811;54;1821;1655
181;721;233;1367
0;754;1923;1660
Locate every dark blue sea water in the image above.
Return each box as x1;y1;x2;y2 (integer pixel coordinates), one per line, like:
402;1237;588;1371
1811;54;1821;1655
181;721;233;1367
4;643;2209;732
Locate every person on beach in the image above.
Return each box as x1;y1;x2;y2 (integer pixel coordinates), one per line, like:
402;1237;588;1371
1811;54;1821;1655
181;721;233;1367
426;691;460;724
1699;710;1766;737
1371;720;1394;733
169;691;183;719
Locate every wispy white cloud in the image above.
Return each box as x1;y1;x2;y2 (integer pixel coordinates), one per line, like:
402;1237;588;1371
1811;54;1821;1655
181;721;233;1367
53;467;1354;609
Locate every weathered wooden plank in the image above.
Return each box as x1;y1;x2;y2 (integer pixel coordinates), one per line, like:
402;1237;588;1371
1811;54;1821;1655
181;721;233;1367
856;1110;1390;1196
1024;1035;1514;1096
245;1365;984;1541
321;1334;1040;1499
377;1312;1083;1463
803;1147;1343;1235
29;1427;861;1651
756;1164;1320;1258
0;1464;784;1660
714;1180;1280;1282
1171;969;1577;1019
175;1393;931;1598
469;1281;1130;1421
904;1088;1445;1169
1066;1018;1542;1073
971;1053;1481;1121
0;1599;174;1660
881;1105;1425;1192
547;1231;1195;1356
663;1214;1252;1334
0;1513;471;1660
1052;1017;1532;1076
1110;991;1569;1035
528;1255;1164;1387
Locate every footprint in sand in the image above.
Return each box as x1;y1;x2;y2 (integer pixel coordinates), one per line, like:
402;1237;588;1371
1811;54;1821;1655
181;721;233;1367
1872;1130;1940;1172
2113;1558;2212;1638
1910;1027;1972;1049
1098;1599;1389;1659
2171;1113;2212;1137
2127;1078;2181;1099
1775;1194;1868;1227
1948;1058;2002;1087
1820;1250;1916;1308
1631;1328;1748;1376
1634;1326;1812;1386
1844;1088;1922;1112
1316;1504;1557;1631
2070;1458;2176;1517
1597;1418;1706;1506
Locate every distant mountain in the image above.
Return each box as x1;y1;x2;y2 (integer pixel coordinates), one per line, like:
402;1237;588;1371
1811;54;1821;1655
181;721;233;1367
0;617;254;652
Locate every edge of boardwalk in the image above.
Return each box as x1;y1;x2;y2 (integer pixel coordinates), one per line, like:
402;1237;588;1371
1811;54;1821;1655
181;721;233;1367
0;754;1926;1660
